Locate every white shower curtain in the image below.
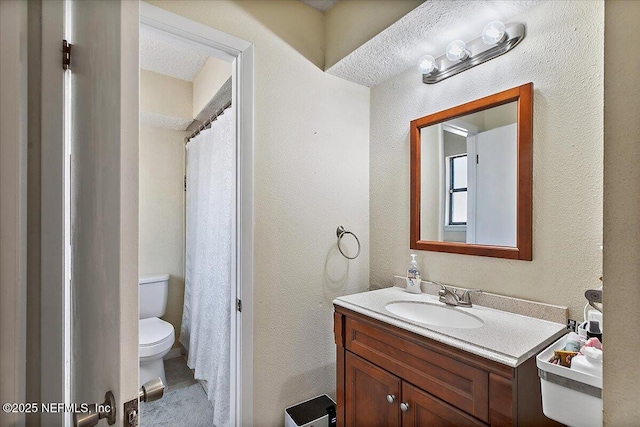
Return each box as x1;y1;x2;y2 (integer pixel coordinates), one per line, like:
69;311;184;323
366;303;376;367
182;109;234;427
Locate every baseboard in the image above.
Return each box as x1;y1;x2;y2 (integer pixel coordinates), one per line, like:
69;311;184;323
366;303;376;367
164;347;183;360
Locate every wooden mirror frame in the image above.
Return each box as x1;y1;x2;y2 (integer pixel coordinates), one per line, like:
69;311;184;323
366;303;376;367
410;82;533;260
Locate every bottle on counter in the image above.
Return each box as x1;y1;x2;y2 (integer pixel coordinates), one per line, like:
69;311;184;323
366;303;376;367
406;254;422;294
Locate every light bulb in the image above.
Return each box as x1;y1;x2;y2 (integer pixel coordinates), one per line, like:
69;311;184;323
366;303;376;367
418;55;438;74
482;21;506;45
446;40;469;61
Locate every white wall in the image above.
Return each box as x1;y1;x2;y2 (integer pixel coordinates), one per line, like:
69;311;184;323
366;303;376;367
139;68;191;346
370;0;604;319
139;125;186;348
484;102;517;130
192;57;232;117
419;124;441;241
140;69;193;125
603;1;640;424
148;2;370;425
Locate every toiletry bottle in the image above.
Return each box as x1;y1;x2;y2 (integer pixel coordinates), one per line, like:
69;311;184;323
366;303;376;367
571;347;603;377
563;332;583;353
406;254;422;294
587;320;603;343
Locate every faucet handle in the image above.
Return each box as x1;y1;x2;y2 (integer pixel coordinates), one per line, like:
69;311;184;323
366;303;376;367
460;289;482;305
432;281;449;297
431;281;447;291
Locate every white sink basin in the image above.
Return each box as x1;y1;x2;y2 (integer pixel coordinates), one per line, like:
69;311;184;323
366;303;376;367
385;301;484;329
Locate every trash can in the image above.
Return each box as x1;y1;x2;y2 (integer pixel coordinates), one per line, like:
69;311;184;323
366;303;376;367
285;394;336;427
536;335;602;427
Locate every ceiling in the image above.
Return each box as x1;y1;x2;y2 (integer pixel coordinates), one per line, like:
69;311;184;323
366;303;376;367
326;0;539;87
300;0;339;12
140;26;208;81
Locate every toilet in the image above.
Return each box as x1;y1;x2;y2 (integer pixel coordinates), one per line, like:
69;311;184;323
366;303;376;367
139;274;175;387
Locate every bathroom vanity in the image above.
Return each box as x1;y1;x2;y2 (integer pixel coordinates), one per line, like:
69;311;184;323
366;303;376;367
333;287;565;426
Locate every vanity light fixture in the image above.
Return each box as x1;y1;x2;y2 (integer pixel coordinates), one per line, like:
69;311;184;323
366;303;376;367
445;40;469;61
419;21;525;84
417;54;438;74
482;20;507;45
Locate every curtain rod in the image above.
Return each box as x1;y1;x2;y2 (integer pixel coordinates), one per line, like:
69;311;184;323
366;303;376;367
184;99;232;143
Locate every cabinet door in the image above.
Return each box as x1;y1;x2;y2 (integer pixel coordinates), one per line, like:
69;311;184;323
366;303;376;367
345;352;401;427
401;382;488;427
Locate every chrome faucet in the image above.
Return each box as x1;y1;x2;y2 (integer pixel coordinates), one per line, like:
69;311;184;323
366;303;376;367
436;282;460;306
433;282;482;307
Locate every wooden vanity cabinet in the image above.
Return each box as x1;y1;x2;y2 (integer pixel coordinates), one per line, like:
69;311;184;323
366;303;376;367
335;307;561;427
345;352;401;426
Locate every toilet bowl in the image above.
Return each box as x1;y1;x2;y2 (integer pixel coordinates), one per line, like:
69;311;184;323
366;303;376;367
139;274;175;387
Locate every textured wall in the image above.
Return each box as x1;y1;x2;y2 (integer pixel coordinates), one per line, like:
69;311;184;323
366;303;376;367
148;2;370;425
139;125;186;349
140;69;192;118
370;0;604;320
324;0;423;69
603;1;640;424
140;69;193;129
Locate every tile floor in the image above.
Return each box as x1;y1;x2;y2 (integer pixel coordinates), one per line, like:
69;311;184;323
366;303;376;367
140;356;215;426
164;357;197;391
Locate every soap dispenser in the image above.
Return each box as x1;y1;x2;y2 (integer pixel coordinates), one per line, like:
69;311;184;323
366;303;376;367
406;254;422;294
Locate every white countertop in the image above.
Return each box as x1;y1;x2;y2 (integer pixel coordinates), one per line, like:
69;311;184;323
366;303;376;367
333;287;566;367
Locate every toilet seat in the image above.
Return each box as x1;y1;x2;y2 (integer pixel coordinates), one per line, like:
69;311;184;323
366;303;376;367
139;317;175;359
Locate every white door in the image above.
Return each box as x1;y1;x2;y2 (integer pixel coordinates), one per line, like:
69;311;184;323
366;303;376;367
42;1;139;425
68;0;139;423
474;123;518;247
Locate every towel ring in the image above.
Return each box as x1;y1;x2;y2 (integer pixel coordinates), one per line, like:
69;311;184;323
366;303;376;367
336;226;361;260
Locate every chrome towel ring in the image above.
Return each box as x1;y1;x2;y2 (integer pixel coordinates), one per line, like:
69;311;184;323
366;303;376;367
336;226;361;260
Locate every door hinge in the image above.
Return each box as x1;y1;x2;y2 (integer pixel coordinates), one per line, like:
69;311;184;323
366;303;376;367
476;154;479;164
184;175;187;192
62;40;72;70
237;299;242;312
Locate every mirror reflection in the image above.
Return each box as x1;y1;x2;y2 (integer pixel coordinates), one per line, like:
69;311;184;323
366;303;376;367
420;101;518;247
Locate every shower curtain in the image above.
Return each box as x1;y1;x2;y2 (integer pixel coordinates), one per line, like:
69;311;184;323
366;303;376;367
182;109;234;427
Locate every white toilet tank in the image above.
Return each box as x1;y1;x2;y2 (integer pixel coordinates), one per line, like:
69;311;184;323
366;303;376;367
139;274;170;319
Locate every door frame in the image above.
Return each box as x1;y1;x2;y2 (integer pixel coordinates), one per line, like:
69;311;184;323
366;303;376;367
139;3;255;425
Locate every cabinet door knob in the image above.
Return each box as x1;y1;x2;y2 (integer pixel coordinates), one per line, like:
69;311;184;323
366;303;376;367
386;394;395;404
400;402;409;412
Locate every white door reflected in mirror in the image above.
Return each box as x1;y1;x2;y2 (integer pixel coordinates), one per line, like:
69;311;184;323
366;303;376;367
419;101;518;247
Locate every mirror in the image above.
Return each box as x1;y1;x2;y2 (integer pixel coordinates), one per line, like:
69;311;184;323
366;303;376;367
410;83;533;260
